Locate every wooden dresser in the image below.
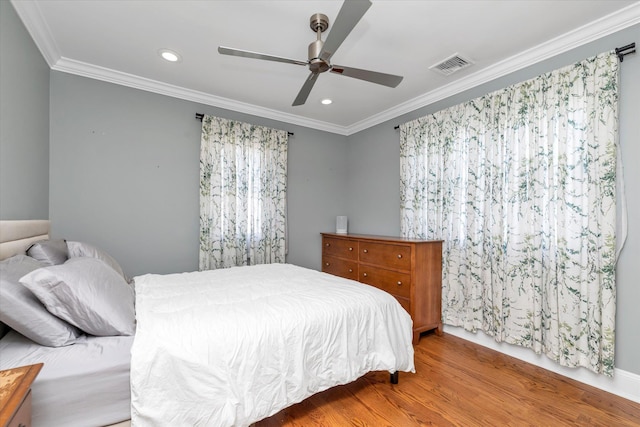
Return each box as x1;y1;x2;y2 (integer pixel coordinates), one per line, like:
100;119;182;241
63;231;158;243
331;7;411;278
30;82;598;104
0;364;42;427
321;233;442;343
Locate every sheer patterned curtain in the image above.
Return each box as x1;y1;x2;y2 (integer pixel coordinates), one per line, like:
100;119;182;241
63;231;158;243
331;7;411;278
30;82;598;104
199;115;288;270
400;52;619;375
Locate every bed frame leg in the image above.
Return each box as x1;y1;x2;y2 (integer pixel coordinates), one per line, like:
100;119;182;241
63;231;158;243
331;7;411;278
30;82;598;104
390;371;399;384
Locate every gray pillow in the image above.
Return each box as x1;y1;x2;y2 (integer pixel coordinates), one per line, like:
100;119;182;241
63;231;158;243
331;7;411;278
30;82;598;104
66;240;127;280
0;255;81;346
27;239;69;266
20;257;136;336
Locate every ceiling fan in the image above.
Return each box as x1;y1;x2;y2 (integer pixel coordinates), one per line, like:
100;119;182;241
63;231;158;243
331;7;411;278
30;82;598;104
218;0;403;106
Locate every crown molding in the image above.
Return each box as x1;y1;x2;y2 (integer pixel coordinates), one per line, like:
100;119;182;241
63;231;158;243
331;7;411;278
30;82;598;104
52;57;349;135
10;1;348;135
346;1;640;135
10;0;60;67
11;0;640;136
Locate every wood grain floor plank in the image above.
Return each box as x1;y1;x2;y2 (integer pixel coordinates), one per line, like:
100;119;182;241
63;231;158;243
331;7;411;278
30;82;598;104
255;333;640;426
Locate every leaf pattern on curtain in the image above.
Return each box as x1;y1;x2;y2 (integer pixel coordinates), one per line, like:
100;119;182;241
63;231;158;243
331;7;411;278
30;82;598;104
400;52;619;375
200;115;288;270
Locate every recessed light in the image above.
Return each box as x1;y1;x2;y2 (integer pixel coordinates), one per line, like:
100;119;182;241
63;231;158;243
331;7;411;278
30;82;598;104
159;49;181;62
321;99;332;105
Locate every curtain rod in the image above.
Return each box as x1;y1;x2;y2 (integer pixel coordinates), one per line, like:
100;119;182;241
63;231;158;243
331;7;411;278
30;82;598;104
393;42;636;131
195;113;294;136
615;42;635;62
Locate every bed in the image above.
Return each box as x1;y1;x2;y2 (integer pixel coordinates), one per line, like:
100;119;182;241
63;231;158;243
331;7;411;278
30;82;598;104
0;220;415;426
131;263;415;426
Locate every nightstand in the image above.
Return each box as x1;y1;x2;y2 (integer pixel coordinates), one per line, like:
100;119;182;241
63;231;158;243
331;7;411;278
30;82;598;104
0;364;43;427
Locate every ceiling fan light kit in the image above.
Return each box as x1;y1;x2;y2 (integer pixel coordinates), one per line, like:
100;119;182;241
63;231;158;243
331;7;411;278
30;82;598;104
218;0;404;106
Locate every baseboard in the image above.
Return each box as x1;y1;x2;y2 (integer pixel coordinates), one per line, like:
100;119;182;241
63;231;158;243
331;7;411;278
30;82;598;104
443;325;640;404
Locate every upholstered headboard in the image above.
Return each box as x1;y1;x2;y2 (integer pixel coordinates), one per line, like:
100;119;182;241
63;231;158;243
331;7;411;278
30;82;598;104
0;220;50;260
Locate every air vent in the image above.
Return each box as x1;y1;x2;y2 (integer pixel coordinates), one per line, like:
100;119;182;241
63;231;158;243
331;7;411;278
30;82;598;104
429;53;474;76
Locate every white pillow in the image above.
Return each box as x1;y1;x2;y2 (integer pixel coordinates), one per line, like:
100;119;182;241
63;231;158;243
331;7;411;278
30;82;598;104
20;257;135;336
66;241;127;280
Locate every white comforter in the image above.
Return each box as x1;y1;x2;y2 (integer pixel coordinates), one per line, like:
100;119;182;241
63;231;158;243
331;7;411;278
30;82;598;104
131;263;415;427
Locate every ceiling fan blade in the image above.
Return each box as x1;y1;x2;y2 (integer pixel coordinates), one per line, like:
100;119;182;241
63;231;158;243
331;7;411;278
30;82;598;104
292;73;320;106
331;65;403;88
320;0;371;62
218;46;307;66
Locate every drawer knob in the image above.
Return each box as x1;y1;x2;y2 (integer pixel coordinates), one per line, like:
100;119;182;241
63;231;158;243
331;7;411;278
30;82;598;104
397;281;402;286
363;273;368;277
325;262;329;266
325;243;330;247
349;268;353;273
363;249;368;253
397;254;402;259
349;247;353;251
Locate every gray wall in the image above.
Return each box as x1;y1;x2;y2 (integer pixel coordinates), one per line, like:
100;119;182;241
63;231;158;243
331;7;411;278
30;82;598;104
49;72;347;276
346;24;640;375
0;1;50;220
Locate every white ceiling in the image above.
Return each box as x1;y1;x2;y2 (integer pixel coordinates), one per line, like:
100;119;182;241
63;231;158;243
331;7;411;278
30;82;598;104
12;0;640;135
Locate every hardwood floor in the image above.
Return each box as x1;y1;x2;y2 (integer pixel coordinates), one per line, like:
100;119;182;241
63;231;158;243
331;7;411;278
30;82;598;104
256;332;640;426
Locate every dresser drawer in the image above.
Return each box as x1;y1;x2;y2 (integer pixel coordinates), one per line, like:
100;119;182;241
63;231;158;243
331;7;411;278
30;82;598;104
322;237;358;260
359;265;411;299
394;296;411;314
322;256;358;281
359;242;411;270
